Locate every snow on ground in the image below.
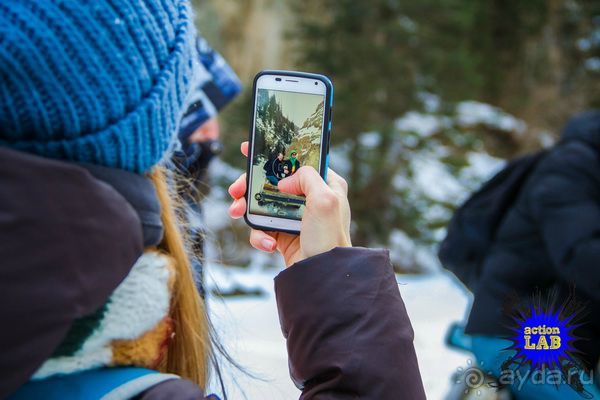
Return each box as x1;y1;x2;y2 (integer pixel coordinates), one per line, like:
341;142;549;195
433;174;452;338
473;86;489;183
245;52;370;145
395;111;451;137
456;101;526;135
411;154;466;203
205;262;472;400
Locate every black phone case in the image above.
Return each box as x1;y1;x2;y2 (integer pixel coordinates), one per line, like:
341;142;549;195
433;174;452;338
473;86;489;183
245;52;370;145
244;70;333;235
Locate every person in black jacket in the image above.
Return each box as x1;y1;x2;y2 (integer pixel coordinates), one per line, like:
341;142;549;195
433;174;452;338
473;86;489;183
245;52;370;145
464;111;600;399
264;151;286;186
229;143;426;399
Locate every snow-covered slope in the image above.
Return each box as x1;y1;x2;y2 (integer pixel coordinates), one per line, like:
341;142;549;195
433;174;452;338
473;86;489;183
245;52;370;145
287;101;324;169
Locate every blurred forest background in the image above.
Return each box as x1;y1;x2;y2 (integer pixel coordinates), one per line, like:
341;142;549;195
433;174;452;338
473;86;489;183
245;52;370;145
191;0;600;273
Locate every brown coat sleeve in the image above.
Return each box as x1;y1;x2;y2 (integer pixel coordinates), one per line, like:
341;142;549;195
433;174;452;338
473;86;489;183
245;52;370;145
275;247;426;400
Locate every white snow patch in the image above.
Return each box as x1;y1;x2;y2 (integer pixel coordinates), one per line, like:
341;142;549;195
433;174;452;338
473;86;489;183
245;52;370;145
456;101;526;134
389;230;440;272
411;155;465;203
577;37;593;51
390;229;418;258
328;141;352;177
358;131;382;148
392;173;411;190
201;190;234;232
460;152;505;185
417;92;441;113
398;15;417;33
395;111;450;137
210;157;245;183
584;57;600;71
538;131;556;148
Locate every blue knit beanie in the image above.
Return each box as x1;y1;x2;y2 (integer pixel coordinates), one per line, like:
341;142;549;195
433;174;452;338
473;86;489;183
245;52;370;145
0;0;195;173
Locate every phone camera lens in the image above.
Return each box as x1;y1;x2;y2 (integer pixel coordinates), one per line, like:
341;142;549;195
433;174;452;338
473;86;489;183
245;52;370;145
275;77;282;82
314;81;318;85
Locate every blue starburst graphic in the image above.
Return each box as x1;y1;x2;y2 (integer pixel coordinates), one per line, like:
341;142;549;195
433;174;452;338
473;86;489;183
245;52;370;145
506;297;582;369
498;293;595;398
506;302;580;370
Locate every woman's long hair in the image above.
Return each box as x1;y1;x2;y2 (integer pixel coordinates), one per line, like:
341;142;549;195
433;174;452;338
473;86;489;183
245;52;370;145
150;167;210;388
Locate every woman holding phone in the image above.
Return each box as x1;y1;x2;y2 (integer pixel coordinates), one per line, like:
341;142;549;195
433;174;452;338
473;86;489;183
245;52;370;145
229;147;426;399
0;0;425;399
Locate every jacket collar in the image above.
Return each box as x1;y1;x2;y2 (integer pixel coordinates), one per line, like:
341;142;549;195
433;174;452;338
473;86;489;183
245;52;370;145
77;163;163;247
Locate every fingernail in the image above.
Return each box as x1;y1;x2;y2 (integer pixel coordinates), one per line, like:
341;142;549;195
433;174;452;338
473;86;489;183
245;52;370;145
262;238;275;251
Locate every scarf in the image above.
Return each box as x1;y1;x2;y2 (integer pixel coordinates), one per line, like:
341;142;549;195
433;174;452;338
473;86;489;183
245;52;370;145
290;157;298;173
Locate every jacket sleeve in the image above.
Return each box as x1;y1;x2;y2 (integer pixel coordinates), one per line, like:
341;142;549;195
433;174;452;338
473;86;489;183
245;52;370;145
274;247;426;400
529;145;600;301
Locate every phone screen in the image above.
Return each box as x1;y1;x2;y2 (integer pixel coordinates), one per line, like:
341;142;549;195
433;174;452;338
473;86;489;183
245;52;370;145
249;88;326;221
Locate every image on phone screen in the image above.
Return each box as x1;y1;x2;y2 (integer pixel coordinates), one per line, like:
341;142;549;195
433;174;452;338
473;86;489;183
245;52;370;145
249;88;325;221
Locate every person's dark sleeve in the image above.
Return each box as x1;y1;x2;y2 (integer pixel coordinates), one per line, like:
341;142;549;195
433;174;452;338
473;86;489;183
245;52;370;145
529;148;600;301
134;379;206;400
274;247;426;400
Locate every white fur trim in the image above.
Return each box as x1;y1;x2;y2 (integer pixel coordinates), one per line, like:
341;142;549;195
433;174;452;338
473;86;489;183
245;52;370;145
33;252;172;379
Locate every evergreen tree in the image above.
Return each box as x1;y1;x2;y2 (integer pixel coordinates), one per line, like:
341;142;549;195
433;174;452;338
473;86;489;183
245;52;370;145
291;0;600;252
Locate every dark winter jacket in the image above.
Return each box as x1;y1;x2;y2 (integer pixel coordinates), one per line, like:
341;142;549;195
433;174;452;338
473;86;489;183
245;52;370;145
0;147;144;398
0;148;425;399
263;157;284;178
465;111;600;368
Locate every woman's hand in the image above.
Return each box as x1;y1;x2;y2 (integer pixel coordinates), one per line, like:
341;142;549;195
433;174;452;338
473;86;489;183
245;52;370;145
228;142;352;267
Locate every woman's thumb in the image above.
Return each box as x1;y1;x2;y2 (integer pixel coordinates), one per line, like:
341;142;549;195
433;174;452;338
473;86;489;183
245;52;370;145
278;166;327;198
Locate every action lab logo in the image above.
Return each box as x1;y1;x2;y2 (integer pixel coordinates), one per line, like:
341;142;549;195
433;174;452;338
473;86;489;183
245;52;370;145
501;295;597;394
497;297;598;398
506;303;578;369
523;325;562;350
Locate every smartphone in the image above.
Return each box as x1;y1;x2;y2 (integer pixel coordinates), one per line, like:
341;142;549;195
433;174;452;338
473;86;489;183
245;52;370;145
245;70;333;234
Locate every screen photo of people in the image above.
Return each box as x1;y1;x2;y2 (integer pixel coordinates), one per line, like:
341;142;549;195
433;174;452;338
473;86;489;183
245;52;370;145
249;88;325;220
